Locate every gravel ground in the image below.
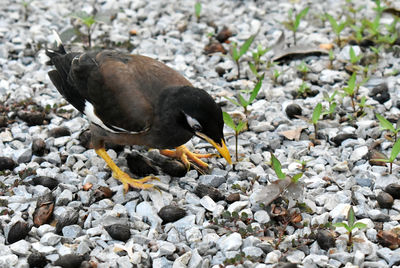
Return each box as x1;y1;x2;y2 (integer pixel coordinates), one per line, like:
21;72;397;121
1;0;400;267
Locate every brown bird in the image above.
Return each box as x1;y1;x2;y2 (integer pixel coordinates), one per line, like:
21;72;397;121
45;32;231;192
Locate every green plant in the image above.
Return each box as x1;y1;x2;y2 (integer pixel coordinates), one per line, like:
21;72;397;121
225;74;264;113
342;72;357;112
283;7;310;45
270;153;303;183
272;69;281;84
211;211;265;238
194;2;202;22
376;114;400;142
333;206;367;248
21;0;32;21
249;44;270;78
328;49;335;69
230;35;256;79
373;138;400;174
326;13;347;47
296;81;311;98
322;90;338;119
349;46;363;65
70;11;110;48
311;103;322;139
297;61;309;78
223;112;246;162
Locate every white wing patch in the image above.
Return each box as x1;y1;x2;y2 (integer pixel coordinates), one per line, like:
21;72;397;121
84;101;149;134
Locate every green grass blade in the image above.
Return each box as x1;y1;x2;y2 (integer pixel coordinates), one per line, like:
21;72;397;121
295;7;309;29
231;43;239;61
312;103;322;124
353;222;367;230
347;72;356;91
239;35;256;58
223;112;236;130
292;173;303;183
390;138;400;162
236;120;246;132
271;153;286;179
194;2;202;18
238;94;248;107
326;14;338;33
376;114;396;132
249;74;264;103
347;206;355;227
224;96;241;107
333;222;348;228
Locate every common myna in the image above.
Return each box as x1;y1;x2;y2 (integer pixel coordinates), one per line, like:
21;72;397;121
45;32;232;191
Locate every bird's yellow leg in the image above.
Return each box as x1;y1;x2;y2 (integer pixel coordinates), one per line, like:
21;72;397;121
95;148;158;192
160;145;215;169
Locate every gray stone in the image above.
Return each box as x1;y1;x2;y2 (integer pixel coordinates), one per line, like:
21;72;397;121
0;254;18;267
40;232;61;246
368;209;390;221
185;227;202;243
56;189;73;206
199;196;217;211
217;233;242;252
286;250;305;263
198;175;226;188
243;246;263;258
254;210;270;224
9;240;30;256
188;249;202;268
62;225;82;238
136;201;162;228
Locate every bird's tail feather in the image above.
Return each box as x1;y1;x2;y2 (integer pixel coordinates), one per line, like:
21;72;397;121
45;30;66;65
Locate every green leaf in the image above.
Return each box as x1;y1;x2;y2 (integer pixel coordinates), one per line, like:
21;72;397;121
390;138;400;162
231;43;239;61
373;158;390;163
294;7;309;30
238;94;248;108
239;35;256;58
194;2;202;18
376;114;396;132
224;96;241;107
223;112;236;130
248;74;264;103
248;62;258;76
271;153;286;179
326;14;338;33
312;103;322;124
347;206;355;228
333;222;348;229
292;173;303;183
236;120;246;132
353;222;367;230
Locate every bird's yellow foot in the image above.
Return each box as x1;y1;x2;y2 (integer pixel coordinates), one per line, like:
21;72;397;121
160;145;215;169
95;148;158;193
113;170;159;193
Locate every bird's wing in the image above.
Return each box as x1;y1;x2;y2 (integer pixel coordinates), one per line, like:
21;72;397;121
68;51;160;134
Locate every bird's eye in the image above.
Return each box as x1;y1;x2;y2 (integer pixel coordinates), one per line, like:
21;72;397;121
184;113;203;132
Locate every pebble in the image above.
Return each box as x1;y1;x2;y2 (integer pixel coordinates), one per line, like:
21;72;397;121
217;233;242;252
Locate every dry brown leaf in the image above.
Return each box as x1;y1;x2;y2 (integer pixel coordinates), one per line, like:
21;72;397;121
279;127;305;141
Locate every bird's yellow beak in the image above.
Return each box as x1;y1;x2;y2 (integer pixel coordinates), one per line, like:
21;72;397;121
196;132;232;164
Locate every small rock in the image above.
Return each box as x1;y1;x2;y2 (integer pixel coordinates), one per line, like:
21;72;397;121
17;110;45;126
62;225;82;238
30;176;59;190
0;157;17;171
55;209;79;234
254;210;270;224
32;138;46;156
53;254;87;268
331;133;357;146
40;233;61;246
8;221;30;244
56;189;73;206
185;227;202;243
369;83;390;104
10;239;31;256
48;126;71;138
316;229;335;250
27;252;48;268
127;151;158;177
377;192;394;209
285;104;302;119
385;184;400;199
217;233;242;251
105;224;131;242
158;205;186;224
226;193;240;203
243;246;264;258
194;184;224;201
198;175;226;188
368;209;390;221
200;196;217;211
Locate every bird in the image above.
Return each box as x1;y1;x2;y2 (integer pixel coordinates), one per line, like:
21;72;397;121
45;31;232;192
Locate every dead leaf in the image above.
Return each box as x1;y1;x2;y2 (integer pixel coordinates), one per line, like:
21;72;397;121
279;127;306;141
377;230;400;249
33;193;55;227
204;41;227;54
319;43;334;50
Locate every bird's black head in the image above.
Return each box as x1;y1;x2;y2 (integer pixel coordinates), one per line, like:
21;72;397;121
167;86;232;164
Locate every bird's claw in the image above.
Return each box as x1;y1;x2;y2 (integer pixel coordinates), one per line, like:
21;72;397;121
160;145;214;170
114;171;159;193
